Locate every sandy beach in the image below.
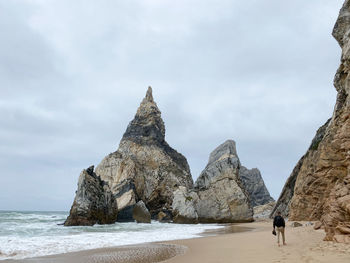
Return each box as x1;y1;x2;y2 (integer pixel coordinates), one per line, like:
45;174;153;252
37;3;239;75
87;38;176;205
4;220;350;263
165;221;350;263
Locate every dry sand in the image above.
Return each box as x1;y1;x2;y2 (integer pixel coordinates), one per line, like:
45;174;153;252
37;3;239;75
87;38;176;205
165;221;350;263
4;221;350;263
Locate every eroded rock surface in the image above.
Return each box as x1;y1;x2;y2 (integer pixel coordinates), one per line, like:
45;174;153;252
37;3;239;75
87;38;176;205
239;166;274;207
253;201;275;220
172;186;198;224
194;140;253;223
132;201;151;223
64;166;118;226
172;140;273;223
95;87;193;221
275;0;350;243
270;119;330;219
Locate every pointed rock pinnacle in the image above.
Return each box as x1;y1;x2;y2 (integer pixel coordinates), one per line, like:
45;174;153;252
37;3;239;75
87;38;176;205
145;86;154;102
122;86;165;144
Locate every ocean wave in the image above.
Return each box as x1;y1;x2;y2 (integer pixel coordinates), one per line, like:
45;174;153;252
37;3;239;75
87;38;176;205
0;211;223;260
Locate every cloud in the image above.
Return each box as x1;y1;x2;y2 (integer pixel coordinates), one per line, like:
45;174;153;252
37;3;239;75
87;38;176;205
0;0;344;210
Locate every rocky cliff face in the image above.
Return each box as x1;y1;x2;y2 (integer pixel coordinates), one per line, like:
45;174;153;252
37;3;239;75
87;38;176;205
239;166;274;207
270;119;330;218
275;0;350;243
64;166;118;226
194;140;253;223
172;140;254;223
253;201;275;220
94;87;193;221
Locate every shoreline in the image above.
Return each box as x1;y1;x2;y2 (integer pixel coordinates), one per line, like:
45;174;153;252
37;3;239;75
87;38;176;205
3;221;350;263
1;223;249;263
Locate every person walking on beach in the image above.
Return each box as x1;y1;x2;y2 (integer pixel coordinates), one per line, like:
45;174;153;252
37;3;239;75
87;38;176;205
273;211;286;246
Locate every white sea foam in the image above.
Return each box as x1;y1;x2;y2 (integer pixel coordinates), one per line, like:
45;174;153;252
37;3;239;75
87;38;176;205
0;211;223;260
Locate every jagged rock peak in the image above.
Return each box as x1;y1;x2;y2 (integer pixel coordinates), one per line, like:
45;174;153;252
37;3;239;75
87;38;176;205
239;166;274;207
208;140;238;165
195;140;240;190
94;86;193;222
145;86;154;102
136;86;158;116
123;86;166;144
191;140;253;223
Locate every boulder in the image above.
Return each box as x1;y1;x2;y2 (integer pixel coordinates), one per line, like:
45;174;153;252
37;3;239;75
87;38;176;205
239;166;274;207
194;140;253;223
132;201;151;223
64;166;118;226
95;87;193;221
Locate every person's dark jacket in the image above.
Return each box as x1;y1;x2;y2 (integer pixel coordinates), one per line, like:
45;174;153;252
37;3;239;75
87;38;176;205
273;215;285;228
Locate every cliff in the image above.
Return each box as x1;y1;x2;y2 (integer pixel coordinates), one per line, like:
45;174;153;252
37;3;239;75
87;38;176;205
270;119;330;218
274;0;350;243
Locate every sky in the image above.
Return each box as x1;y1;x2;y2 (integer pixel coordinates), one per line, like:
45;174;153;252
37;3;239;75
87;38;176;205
0;0;345;211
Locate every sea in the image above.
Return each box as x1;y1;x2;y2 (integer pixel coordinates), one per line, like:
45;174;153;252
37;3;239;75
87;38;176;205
0;211;223;260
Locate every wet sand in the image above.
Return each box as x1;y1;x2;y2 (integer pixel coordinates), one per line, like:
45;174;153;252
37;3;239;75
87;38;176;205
3;221;350;263
2;244;187;263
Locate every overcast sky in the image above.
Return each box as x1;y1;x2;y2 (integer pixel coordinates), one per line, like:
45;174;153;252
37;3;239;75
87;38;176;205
0;0;344;211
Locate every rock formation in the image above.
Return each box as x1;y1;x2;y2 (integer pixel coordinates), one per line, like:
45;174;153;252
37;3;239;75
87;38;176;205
173;140;254;223
65;87;193;224
273;0;350;243
253;201;275;220
172;186;199;224
194;140;253;223
270;119;330;218
65;87;273;225
94;87;193;221
239;166;274;207
64;166;118;226
132;201;151;223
